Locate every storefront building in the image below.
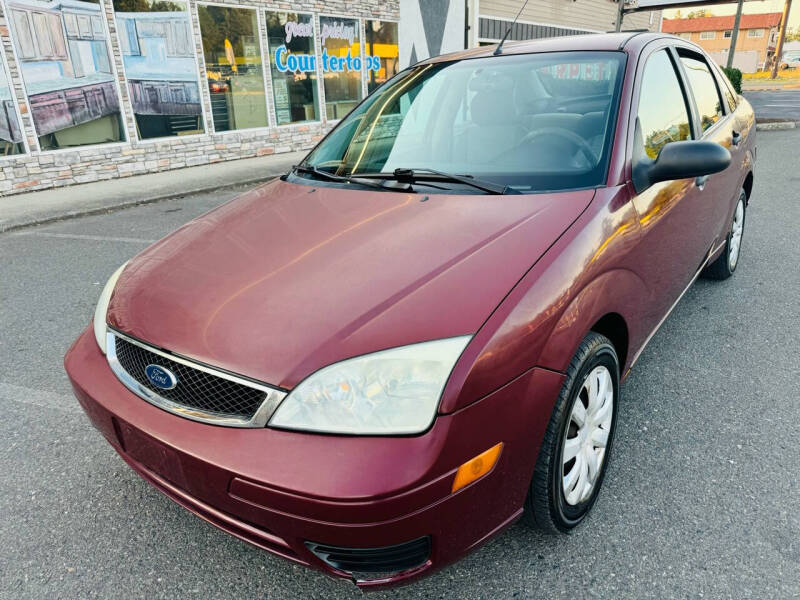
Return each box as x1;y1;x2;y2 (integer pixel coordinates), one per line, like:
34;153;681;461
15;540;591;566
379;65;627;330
0;0;660;196
0;0;400;194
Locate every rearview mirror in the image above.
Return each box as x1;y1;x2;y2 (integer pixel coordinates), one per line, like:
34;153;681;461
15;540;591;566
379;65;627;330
632;123;731;194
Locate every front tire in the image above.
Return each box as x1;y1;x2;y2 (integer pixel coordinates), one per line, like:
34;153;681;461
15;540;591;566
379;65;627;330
703;189;746;280
525;332;619;534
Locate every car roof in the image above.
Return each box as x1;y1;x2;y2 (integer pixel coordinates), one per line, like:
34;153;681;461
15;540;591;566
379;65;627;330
418;32;674;65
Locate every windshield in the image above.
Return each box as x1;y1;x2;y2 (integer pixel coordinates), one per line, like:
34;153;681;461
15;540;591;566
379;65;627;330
301;51;626;193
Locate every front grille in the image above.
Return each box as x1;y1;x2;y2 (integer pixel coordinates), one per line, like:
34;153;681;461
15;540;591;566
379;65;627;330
112;335;269;420
306;537;431;576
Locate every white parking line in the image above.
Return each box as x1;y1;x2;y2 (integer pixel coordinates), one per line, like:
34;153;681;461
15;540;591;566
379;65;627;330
0;381;82;414
16;232;156;244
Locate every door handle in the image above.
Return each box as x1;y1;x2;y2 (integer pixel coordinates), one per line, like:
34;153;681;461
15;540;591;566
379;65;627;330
731;130;742;147
695;175;709;189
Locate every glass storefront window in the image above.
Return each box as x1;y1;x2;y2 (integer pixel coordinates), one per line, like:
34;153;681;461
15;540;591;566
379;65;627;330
364;20;398;93
318;15;362;121
5;0;125;150
198;4;268;131
0;52;25;155
114;0;205;140
265;11;320;125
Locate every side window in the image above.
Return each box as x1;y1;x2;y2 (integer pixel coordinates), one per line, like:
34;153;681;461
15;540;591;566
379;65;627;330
679;54;724;132
637;50;692;160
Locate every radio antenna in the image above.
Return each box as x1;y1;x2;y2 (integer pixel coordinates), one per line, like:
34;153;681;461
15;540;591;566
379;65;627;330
494;0;531;55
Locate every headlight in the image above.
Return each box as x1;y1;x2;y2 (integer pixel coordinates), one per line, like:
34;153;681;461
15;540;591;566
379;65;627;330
93;262;128;354
269;336;472;435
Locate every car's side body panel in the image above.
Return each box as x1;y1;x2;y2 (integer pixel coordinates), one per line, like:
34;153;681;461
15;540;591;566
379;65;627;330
440;185;646;412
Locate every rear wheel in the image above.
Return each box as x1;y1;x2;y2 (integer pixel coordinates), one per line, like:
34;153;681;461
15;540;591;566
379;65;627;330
703;189;746;280
526;332;619;533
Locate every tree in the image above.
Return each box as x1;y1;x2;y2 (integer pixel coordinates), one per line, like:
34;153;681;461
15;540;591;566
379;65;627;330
786;27;800;42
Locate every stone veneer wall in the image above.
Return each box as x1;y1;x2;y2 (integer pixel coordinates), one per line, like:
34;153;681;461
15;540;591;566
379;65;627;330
0;0;399;196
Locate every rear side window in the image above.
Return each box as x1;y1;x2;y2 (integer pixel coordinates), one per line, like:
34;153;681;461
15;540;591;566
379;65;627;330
715;65;739;111
637;50;692;160
679;54;724;132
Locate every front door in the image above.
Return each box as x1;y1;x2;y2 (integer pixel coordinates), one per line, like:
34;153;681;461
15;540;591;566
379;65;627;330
675;49;740;252
628;47;716;327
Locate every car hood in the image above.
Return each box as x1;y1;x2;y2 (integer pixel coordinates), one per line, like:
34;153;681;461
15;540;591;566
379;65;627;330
108;179;593;388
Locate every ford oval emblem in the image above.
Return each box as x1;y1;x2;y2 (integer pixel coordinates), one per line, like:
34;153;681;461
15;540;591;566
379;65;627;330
145;364;178;390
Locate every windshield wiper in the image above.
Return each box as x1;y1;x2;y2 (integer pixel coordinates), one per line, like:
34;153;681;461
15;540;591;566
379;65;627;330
358;168;515;195
291;165;403;192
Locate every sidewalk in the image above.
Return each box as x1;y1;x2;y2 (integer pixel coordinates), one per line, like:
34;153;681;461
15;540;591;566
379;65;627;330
0;151;305;233
743;82;800;91
742;77;800;91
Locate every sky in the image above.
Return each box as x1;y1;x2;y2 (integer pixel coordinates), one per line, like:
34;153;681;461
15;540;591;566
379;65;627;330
663;0;799;29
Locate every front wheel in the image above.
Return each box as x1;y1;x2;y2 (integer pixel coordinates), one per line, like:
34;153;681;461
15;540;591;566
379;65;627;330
703;189;746;280
525;332;619;534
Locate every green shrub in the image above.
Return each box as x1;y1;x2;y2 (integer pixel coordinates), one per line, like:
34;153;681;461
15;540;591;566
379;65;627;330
723;67;743;94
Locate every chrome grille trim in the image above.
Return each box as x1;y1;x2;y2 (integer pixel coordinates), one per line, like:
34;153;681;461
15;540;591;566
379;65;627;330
106;329;286;428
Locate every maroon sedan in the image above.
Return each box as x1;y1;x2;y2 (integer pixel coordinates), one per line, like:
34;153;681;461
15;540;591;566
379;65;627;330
65;32;754;588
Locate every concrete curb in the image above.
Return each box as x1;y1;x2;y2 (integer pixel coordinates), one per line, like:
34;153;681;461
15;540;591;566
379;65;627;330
756;121;798;131
0;174;278;234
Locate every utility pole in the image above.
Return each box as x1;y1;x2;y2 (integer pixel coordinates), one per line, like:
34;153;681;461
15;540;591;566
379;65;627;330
771;0;793;79
615;0;625;32
727;0;745;69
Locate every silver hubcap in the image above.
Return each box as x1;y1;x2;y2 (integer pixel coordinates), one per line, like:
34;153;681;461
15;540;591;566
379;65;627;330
728;198;745;270
561;366;614;506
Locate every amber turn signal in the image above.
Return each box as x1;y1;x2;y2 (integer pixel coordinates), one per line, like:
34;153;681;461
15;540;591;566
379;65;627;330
451;442;503;493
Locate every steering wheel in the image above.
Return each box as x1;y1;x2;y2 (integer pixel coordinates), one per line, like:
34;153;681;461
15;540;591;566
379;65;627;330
520;127;599;166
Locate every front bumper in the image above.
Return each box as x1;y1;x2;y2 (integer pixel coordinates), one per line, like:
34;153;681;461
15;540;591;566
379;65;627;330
64;327;564;588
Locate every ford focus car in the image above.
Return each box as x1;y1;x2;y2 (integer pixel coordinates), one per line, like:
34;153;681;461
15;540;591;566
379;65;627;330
65;32;754;588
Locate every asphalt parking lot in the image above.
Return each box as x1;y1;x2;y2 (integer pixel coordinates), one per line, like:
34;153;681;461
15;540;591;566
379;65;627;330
1;129;799;599
744;89;800;121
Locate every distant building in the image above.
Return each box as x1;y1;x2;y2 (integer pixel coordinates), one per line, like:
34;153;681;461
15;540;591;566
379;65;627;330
661;13;782;72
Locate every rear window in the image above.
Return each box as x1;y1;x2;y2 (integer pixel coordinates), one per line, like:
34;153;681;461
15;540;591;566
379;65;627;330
713;63;739;111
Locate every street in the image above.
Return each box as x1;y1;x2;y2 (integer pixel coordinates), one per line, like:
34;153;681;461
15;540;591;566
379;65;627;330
744;90;800;121
1;129;799;599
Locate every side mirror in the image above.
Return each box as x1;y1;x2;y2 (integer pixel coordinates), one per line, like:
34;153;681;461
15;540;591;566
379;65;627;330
632;121;731;194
